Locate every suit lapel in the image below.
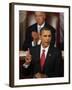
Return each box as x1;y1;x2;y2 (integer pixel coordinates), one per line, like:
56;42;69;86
35;45;41;72
43;46;52;72
35;45;53;73
37;45;40;61
36;23;38;32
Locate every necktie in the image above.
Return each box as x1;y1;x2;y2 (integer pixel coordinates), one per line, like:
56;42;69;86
40;49;45;71
38;26;41;33
34;41;37;46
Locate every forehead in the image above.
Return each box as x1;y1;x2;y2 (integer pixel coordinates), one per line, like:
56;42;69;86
35;12;45;15
41;30;51;35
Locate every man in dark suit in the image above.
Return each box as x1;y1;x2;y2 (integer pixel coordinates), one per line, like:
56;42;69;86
22;11;55;51
20;27;63;78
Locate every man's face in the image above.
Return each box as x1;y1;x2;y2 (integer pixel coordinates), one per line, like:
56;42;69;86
40;30;52;48
35;12;46;25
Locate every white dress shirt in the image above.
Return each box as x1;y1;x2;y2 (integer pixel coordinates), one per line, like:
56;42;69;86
40;45;49;59
37;22;45;33
32;40;41;46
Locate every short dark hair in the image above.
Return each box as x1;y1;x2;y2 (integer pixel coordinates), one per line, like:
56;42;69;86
40;26;52;35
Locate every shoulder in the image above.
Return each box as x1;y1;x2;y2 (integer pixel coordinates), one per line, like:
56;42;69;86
51;47;62;60
45;22;56;32
50;46;61;54
28;23;37;29
48;46;62;59
29;45;40;53
26;23;37;33
30;45;40;50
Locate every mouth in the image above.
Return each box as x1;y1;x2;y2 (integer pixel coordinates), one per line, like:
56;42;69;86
45;42;49;44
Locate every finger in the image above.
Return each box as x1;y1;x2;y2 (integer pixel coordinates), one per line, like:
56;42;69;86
25;55;32;62
25;57;31;64
27;48;30;54
26;54;31;59
26;48;30;56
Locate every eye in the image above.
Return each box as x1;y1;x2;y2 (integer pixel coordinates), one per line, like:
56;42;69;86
43;35;47;37
48;35;51;37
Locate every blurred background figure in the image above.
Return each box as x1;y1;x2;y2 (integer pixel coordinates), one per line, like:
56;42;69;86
31;31;41;46
22;11;55;51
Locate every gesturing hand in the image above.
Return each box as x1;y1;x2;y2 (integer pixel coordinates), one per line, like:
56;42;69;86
25;48;32;64
34;72;47;78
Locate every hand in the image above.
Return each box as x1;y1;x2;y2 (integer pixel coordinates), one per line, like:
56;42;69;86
32;31;39;42
34;72;47;78
34;72;42;78
25;48;32;64
41;73;48;78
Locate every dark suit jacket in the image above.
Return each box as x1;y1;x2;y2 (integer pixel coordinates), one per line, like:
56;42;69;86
20;45;64;79
22;22;55;51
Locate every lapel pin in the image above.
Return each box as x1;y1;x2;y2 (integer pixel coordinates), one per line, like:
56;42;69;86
49;54;51;56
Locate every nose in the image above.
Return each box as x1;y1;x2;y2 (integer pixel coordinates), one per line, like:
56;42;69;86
46;36;49;40
46;36;51;42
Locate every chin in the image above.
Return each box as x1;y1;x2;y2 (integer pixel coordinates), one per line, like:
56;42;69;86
38;22;43;25
45;46;48;48
43;45;48;48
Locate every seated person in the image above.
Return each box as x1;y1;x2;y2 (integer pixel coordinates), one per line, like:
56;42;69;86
20;27;64;79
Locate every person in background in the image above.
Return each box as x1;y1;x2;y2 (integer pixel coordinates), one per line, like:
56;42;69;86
22;11;55;51
31;31;41;46
26;31;41;48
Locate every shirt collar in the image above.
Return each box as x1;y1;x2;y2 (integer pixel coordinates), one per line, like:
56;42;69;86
40;45;49;58
38;22;45;28
32;40;41;46
41;44;49;51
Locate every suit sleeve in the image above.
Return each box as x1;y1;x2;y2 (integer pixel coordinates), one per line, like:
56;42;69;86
20;62;33;79
19;48;34;79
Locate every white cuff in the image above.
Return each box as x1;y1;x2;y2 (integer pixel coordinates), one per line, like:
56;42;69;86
23;63;30;68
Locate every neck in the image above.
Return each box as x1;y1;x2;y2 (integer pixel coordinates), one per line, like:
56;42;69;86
41;44;49;48
38;22;45;26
